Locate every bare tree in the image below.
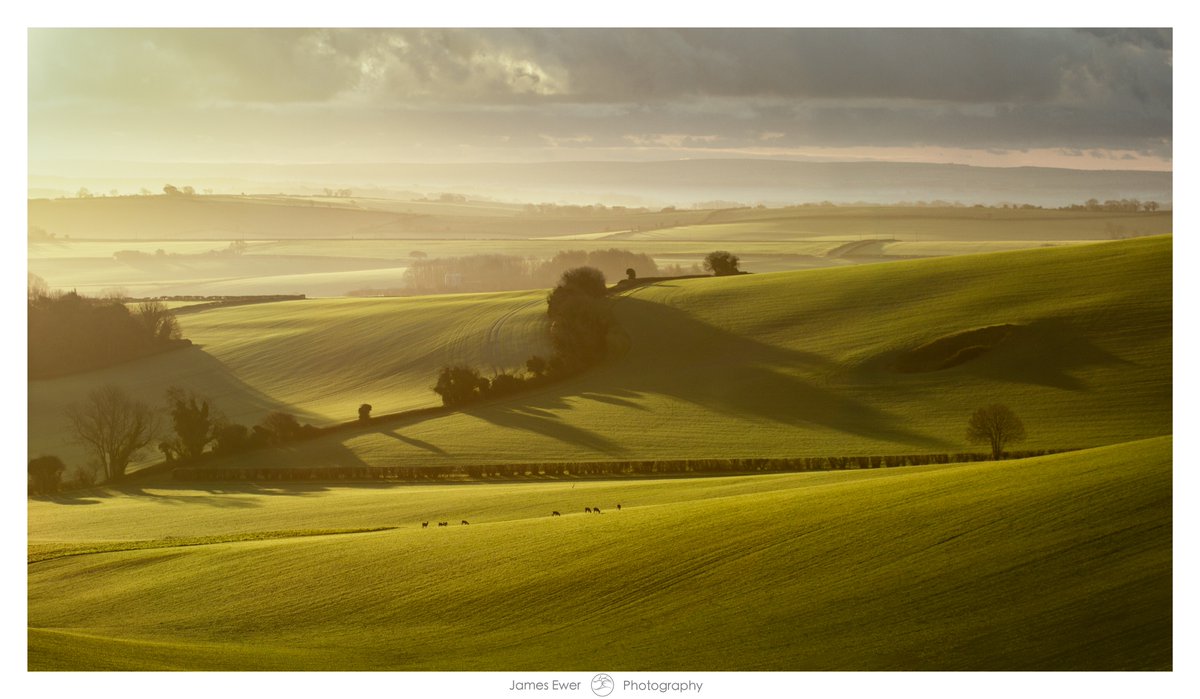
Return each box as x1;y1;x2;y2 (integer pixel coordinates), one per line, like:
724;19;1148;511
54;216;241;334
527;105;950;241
133;301;181;342
28;272;49;300
66;385;159;481
966;404;1027;460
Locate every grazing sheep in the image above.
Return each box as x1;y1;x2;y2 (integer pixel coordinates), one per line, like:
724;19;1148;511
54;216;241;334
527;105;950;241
552;511;561;516
585;507;592;513
461;520;469;525
422;522;429;528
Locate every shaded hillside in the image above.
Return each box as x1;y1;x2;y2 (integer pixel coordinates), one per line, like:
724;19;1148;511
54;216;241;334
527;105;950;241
207;236;1170;471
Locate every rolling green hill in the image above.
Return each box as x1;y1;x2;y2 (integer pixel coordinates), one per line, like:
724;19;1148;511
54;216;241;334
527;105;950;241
28;437;1171;670
27;291;551;471
28;235;1170;474
209;235;1170;471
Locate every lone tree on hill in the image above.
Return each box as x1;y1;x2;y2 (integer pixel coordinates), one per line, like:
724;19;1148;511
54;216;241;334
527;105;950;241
65;384;159;481
704;250;740;276
966;403;1027;460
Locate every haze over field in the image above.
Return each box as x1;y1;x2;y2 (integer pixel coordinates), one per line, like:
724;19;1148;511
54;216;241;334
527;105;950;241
26;26;1174;677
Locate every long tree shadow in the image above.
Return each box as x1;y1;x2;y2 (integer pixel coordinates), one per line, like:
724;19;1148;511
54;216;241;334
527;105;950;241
463;398;629;456
422;293;949;452
377;429;448;456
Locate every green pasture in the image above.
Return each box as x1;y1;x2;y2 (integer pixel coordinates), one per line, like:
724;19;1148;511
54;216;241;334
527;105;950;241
29;236;1170;474
183;235;1171;472
28;437;1171;670
27;290;552;470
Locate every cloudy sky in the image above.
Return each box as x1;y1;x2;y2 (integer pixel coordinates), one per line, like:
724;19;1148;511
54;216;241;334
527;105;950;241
28;28;1172;172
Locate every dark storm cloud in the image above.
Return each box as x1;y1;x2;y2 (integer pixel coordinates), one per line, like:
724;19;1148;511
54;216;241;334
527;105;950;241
28;28;1172;162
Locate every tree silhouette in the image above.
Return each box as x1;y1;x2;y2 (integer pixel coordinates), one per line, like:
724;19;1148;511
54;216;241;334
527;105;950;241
433;366;488;406
28;456;66;494
66;385;158;481
133;301;181;342
166;387;217;459
966;404;1027;460
704;250;741;276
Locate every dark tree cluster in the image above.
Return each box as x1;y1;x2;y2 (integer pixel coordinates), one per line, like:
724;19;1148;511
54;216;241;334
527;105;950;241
55;380;322;487
431;363;563;408
209;410;320;457
430;267;616;408
703;251;741;276
28;456;66;495
546;266;612;369
28;292;189;379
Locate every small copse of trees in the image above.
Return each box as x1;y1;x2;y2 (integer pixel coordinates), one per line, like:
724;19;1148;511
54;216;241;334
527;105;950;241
28;456;66;495
429;266;617;409
546;266;612;369
704;250;741;276
28;292;189;379
433;366;490;407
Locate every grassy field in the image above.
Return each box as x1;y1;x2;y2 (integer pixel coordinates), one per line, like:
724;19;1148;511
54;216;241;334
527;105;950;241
28;235;1170;474
27;291;551;470
605;206;1172;242
28;198;1170;298
189;235;1169;472
27;437;1171;670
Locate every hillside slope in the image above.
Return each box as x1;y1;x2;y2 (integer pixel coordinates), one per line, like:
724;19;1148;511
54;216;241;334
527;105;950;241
28;236;1170;473
212;235;1170;471
27;291;551;470
28;437;1172;670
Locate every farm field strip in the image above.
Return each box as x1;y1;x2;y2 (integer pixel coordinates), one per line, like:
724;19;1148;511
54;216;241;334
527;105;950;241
28;437;1172;670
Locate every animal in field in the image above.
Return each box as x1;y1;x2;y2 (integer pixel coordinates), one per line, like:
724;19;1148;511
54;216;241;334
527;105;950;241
422;521;429;528
438;521;448;527
552;511;561;516
461;520;469;525
616;504;621;511
585;507;592;513
593;507;602;514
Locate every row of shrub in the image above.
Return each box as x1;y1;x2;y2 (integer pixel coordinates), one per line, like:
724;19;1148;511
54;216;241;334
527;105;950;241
171;449;1072;483
167;409;322;461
